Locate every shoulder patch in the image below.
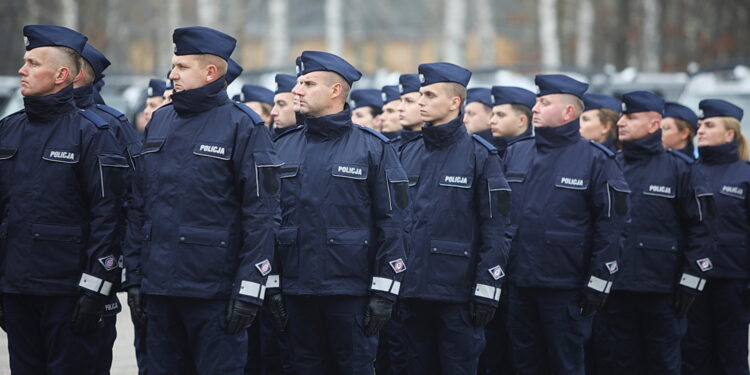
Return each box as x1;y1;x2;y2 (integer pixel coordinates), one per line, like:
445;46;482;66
95;104;127;120
79;109;109;129
232;102;263;125
273;124;304;141
667;149;695;164
356;124;390;142
472;134;498;153
589;140;615;158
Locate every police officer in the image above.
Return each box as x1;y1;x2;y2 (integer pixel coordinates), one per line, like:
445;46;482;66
464;87;494;141
661;101;699;160
0;25;127;374
350;88;384;131
397;62;510;374
488;85;536;159
74;41;144;375
272;50;408;374
269;73;298;138
603;91;716;374
502;74;629;374
394;73;423;151
240;84;274;126
580;93;621;152
123;26;281;375
143;78;167;127
380;85;403;139
682;99;749;374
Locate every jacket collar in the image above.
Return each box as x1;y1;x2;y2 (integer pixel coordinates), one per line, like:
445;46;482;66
622;130;664;161
303;104;353;140
534;119;581;151
171;77;230;116
73;84;96;110
699;142;739;165
422;114;467;150
23;84;78;123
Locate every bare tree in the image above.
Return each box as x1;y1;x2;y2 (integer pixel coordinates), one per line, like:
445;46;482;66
443;0;466;65
326;0;343;55
641;0;660;71
268;0;289;68
475;0;495;68
576;0;593;70
539;0;561;70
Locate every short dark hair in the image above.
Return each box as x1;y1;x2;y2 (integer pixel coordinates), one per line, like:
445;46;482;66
510;104;532;125
367;106;383;117
444;82;467;106
54;46;81;83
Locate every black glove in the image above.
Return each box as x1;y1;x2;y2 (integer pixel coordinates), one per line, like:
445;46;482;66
579;288;608;317
127;287;147;324
674;286;699;317
470;302;496;327
364;294;394;337
71;294;103;334
226;299;259;335
267;293;289;334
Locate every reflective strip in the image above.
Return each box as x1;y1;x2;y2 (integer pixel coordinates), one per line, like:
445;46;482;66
390;281;401;295
78;273;112;296
695;192;712;222
493;288;502;301
260;285;266;300
680;273;706;291
371;277;394;293
239;280;263;298
265;275;280;288
587;275;611;294
474;283;495;299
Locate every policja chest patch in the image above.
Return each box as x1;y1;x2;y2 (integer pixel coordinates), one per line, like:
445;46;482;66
488;265;505;280
99;255;118;271
255;259;272;276
389;258;406;273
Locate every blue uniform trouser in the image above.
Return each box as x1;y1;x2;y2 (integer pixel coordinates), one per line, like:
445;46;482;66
682;278;750;375
604;291;686;375
399;299;486;375
507;287;592;375
246;301;294;375
95;314;117;375
477;292;512;375
146;295;247;375
375;306;408;375
584;307;612;375
3;294;101;375
285;295;377;375
132;307;148;375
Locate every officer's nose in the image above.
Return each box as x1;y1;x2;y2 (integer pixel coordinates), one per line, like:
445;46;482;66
18;64;27;77
531;101;540;113
616;115;626;127
168;69;178;81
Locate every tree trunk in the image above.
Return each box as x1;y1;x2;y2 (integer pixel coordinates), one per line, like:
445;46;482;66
539;0;561;70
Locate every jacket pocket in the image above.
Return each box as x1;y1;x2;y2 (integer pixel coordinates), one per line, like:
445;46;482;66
31;223;82;279
635;235;679;285
427;239;472;288
276;226;299;278
325;227;370;281
176;225;231;283
542;231;586;280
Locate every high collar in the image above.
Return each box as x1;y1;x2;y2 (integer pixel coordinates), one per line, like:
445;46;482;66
622;130;664;161
400;128;421;143
534;119;581;151
23;84;78;123
676;144;696;160
303;105;353;140
474;128;494;143
422;114;467;150
73;84;96;109
699;142;739;165
382;131;401;140
171;77;229;116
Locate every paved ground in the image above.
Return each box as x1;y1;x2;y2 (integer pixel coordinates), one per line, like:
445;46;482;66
0;292;138;375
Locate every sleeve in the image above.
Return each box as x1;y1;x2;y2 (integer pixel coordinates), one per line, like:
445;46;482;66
586;156;631;294
368;141;410;302
676;165;718;291
121;146;145;289
77;126;130;299
231;123;282;305
472;150;511;306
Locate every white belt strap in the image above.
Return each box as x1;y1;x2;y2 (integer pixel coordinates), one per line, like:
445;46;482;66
265;275;280;288
474;283;501;301
587;275;612;294
679;273;706;291
371;276;400;295
79;273;112;296
239;280;266;300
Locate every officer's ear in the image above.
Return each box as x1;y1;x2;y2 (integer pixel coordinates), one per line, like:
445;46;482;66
205;64;219;83
54;65;72;86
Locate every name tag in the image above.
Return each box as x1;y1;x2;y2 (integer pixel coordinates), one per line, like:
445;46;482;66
193;142;231;160
720;185;745;199
332;164;368;180
439;174;472;188
555;176;587;190
643;184;675;198
43;149;79;163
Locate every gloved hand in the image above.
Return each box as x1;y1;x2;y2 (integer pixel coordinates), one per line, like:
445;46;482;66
226;299;259;334
71;294;103;334
674;286;699;317
579;288;608;317
267;293;288;334
127;286;147;324
364;294;394;337
470;302;496;327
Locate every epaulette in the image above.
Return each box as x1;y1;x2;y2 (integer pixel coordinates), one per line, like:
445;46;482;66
355;124;390;142
667;149;696;164
232;102;263;125
472;134;498;153
95;104;128;122
589;140;615;158
79;109;109;129
273;124;304;141
507;134;534;148
4;109;25;119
